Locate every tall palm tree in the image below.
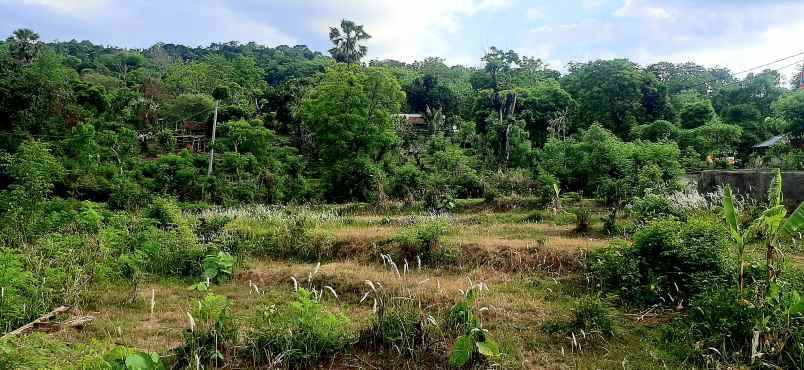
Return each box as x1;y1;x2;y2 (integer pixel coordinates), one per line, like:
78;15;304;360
328;20;371;64
6;28;41;65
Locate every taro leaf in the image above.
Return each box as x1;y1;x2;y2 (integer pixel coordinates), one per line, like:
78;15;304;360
476;338;501;358
783;203;804;237
103;347;128;363
449;335;475;368
124;353;153;370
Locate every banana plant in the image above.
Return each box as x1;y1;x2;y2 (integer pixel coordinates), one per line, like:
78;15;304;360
725;169;804;293
754;169;791;284
723;185;749;294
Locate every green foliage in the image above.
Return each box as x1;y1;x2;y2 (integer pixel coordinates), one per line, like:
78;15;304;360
561;59;671;136
630;120;680;142
176;294;237;368
251;288;355;368
391;219;450;265
589;217;730;305
630;192;673;223
681;122;743;157
300;63;403;201
569;296;616;337
541;124;682;204
666;284;804;367
572;207;592;233
100;347;165;370
202;251;234;284
679;99;716;129
544;295;616;345
446;287;501;368
0;249;33;332
773;90;804;142
366;299;441;358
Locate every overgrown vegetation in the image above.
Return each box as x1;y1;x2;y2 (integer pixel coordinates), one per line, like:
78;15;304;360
1;15;804;370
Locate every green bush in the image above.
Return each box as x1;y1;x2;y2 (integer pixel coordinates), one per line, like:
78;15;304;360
589;217;730;305
0;249;34;332
391;219;450;265
630;192;673;223
568;295;616;337
250;288;355;368
544;295;616;343
365;299;440;358
666;285;804;367
572;207;592;233
175;294;237;368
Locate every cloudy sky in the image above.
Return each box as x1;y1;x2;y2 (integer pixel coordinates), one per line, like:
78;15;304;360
2;0;804;76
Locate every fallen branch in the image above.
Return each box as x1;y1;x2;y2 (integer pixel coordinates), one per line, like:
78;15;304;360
61;315;96;329
0;306;80;339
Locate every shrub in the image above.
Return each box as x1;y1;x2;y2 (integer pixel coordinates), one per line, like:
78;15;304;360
630;193;673;223
521;210;545;223
0;249;34;332
567;295;616;338
365;299;440;358
176;294;237;368
587;241;643;303
421;179;455;212
391;219;450;265
589;217;730;305
274;211;336;261
572;207;592;233
202;251;234;284
666;285;804;367
446;287;501;369
487;169;537;197
250;288;355;368
139;198;204;277
544;295;616;347
389;163;425;202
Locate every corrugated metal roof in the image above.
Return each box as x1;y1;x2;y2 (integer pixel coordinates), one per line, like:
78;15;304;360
753;134;787;149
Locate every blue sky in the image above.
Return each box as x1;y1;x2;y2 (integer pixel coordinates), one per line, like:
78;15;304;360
2;0;803;77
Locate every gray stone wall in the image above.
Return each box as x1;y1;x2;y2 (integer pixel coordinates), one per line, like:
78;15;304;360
698;170;804;208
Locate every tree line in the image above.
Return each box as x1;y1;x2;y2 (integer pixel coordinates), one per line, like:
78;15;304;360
1;22;803;209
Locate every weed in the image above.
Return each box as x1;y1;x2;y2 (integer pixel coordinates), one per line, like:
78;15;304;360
391;218;451;265
572;207;592;233
250;288;355;368
175;294;238;368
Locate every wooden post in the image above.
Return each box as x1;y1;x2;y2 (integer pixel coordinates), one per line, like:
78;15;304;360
207;100;219;176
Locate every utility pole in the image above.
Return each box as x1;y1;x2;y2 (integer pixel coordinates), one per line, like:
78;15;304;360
207;100;218;176
799;60;804;90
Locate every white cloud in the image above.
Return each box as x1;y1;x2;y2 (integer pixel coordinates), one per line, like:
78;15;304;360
526;8;544;20
20;0;108;15
615;0;672;20
301;0;511;64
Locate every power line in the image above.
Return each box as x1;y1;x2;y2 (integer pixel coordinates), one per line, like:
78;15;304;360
671;50;804;94
712;58;804;91
732;50;804;76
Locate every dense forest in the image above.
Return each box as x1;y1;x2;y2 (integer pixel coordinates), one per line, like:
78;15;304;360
2;21;804;370
1;24;802;209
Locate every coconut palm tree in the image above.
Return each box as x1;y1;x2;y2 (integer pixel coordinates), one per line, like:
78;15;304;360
6;28;41;65
328;20;370;64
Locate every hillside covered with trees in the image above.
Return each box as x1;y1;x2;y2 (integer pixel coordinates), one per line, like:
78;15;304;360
1;24;803;209
2;21;804;370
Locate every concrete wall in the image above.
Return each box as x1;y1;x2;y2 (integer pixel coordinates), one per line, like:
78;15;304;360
698;170;804;208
